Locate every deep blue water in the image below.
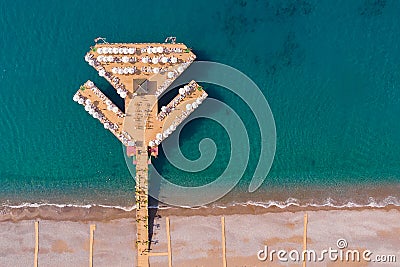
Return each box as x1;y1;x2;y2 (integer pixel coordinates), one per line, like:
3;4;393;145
0;0;400;208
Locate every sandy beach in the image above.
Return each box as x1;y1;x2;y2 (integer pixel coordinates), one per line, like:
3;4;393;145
0;206;398;266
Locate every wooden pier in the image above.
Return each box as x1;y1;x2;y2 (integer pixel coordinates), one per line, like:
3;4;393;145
73;40;207;266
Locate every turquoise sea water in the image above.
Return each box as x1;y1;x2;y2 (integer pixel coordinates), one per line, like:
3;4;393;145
0;0;400;209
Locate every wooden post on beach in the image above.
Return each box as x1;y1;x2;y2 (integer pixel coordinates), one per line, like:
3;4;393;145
89;224;96;267
221;217;227;267
303;213;308;267
166;217;172;267
34;221;39;267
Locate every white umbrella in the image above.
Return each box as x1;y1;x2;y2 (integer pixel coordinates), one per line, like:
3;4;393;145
112;67;118;74
161;106;167;112
123;68;129;74
104;123;109;129
156;133;163;140
123;48;128;54
147;47;152;54
85;54;90;62
117;88;122;94
73;95;79;102
149;141;155;147
186;103;192;111
166;129;172;135
152;57;159;64
118;48;124;54
88;60;94;66
179;88;185;95
184;85;189;90
99;69;105;77
141;57;149;63
128;48;135;54
196;98;202;105
108;47;113;54
161;57;168;63
118;68;124;75
120;92;127;98
97;55;104;62
157;46;163;53
85;99;91;105
177;66;184;73
155;139;161;145
87;81;94;87
128;67;135;74
122;56;129;63
106;99;112;106
85;105;91;111
112;106;119;113
167;72;174;79
192;102;198;109
171;57;177;63
89;109;94;115
112;47;118;54
93;112;99;119
153;67;160;74
169;125;176;131
151;47;157;54
78;98;84;104
163;132;169;138
97;47;103;54
107;55;114;62
107;105;112;110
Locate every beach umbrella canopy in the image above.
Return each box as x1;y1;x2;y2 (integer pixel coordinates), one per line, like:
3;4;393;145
118;48;124;54
177;66;184;73
88;109;94;115
93;112;99;119
120;92;127;98
171;57;177;63
163;132;169;138
107;105;112;111
156;133;163;140
85;99;91;105
151;47;158;54
147;47;152;54
166;129;172;135
112;67;118;74
123;68;129;74
157;46;163;53
112;47;118;54
85;105;91;111
152;57;159;64
99;69;106;77
167;72;174;79
192;102;198;109
123;48;128;54
161;106;167;112
117;88;122;94
122;56;129;63
196;98;202;105
106;99;112;106
85;54;90;62
104;123;109;129
153;67;160;74
186;103;192;111
112;106;119;113
88;60;94;66
118;68;124;75
128;48;135;54
78;98;84;104
179;88;185;95
169;125;176;131
142;57;149;63
107;56;114;62
73;95;79;102
97;55;104;62
87;81;94;87
128;67;135;74
161;57;168;63
149;140;155;147
97;47;103;54
155;139;161;145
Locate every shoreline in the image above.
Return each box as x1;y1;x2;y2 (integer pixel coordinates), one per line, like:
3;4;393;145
1;201;400;222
